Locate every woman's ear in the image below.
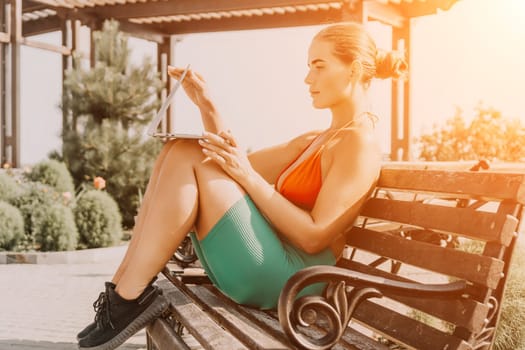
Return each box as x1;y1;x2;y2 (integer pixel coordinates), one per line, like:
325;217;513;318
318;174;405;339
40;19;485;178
349;60;363;82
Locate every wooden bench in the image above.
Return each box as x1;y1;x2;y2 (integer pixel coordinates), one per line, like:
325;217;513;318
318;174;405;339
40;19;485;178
146;162;525;350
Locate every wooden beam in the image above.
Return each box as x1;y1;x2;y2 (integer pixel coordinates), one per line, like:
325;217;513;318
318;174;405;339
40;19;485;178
400;0;459;18
364;0;406;28
150;8;343;35
33;0;75;9
23;0;51;12
22;15;62;36
117;20;165;44
21;37;71;54
54;8;166;43
79;0;344;20
0;32;8;43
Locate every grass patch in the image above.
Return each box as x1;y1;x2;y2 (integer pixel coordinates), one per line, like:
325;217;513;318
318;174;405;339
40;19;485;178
494;237;525;350
408;237;525;349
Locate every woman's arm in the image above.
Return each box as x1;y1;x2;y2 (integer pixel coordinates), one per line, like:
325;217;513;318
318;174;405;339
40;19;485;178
247;131;320;184
244;130;380;253
169;67;326;185
168;66;225;134
202;128;381;254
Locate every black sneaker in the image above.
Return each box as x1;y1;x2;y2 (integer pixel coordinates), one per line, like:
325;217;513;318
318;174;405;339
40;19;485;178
77;282;116;341
78;284;169;350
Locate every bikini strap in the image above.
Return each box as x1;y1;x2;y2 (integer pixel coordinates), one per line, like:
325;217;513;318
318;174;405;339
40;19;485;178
315;111;377;156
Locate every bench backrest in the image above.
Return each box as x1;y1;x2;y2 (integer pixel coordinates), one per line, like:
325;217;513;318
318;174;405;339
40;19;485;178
339;164;525;350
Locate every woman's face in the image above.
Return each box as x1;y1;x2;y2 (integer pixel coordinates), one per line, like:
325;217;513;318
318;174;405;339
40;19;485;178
304;38;353;109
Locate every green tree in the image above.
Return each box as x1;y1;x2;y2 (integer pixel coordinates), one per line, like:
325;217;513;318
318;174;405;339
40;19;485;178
62;20;163;130
58;20;163;228
417;105;525;162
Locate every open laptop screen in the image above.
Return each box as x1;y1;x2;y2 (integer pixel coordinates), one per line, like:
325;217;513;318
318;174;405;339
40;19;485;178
146;64;203;140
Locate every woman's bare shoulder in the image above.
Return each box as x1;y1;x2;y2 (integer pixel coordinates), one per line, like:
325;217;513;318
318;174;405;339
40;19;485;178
288;130;323;151
325;127;381;168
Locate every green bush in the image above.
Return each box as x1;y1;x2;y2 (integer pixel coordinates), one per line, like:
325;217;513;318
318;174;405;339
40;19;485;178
0;201;25;251
32;204;78;252
0;172;21;201
8;182;61;247
61;120;161;228
417;105;525;162
25;159;75;194
75;190;122;248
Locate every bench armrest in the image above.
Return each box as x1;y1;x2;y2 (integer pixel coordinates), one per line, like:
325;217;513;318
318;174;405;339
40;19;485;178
277;265;467;350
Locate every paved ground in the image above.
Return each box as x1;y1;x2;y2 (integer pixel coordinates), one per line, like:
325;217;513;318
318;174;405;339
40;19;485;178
0;245;148;350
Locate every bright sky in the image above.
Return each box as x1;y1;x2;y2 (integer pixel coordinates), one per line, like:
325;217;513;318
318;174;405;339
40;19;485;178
19;0;525;164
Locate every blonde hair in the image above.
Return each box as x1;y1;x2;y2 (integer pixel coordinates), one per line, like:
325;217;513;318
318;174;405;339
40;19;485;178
314;22;408;85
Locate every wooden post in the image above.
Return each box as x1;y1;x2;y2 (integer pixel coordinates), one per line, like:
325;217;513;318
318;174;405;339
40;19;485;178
72;19;79;68
89;19;103;68
0;0;6;165
390;23;411;161
61;19;69;133
9;0;22;167
157;36;171;133
60;18;79;134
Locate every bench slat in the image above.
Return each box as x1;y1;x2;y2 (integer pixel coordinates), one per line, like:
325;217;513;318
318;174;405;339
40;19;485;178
263;310;392;350
187;285;290;350
353;300;472;350
203;285;389;350
337;259;489;333
361;198;517;245
347;227;504;288
201;286;298;349
203;285;359;350
160;280;249;350
339;328;392;350
378;168;525;203
147;318;191;350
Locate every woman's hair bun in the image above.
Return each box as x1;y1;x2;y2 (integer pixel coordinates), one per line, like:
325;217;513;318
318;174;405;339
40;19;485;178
375;50;408;80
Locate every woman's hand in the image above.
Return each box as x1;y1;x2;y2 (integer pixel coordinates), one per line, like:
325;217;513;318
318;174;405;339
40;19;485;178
199;131;255;187
168;66;225;132
167;66;212;111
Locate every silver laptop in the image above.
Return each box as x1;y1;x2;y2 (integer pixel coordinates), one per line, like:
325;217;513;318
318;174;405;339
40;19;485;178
146;64;203;139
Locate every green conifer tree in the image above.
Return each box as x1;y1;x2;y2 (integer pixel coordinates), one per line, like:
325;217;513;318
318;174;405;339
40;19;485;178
59;20;164;228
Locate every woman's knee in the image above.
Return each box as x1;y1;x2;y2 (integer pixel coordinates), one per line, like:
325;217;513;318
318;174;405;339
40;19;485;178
163;139;204;163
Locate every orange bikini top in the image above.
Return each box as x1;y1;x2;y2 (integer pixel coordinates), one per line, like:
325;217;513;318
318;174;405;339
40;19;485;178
276;115;372;210
276;137;323;210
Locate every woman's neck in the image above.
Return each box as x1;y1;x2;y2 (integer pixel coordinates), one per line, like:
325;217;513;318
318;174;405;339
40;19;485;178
328;97;369;130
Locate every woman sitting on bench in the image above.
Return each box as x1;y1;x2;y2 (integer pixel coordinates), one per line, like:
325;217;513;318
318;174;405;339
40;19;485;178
77;22;406;350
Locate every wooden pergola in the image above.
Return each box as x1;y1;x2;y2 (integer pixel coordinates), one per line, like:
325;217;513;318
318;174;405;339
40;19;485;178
0;0;458;167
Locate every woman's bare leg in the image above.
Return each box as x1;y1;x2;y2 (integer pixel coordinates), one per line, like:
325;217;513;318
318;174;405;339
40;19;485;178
115;140;246;300
111;141;176;284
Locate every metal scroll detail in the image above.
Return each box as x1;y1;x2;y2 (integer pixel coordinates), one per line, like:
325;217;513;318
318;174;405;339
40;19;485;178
473;297;499;350
278;265;467;349
278;268;383;350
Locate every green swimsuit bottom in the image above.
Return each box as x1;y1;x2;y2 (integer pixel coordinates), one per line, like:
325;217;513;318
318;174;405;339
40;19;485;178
189;195;336;310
